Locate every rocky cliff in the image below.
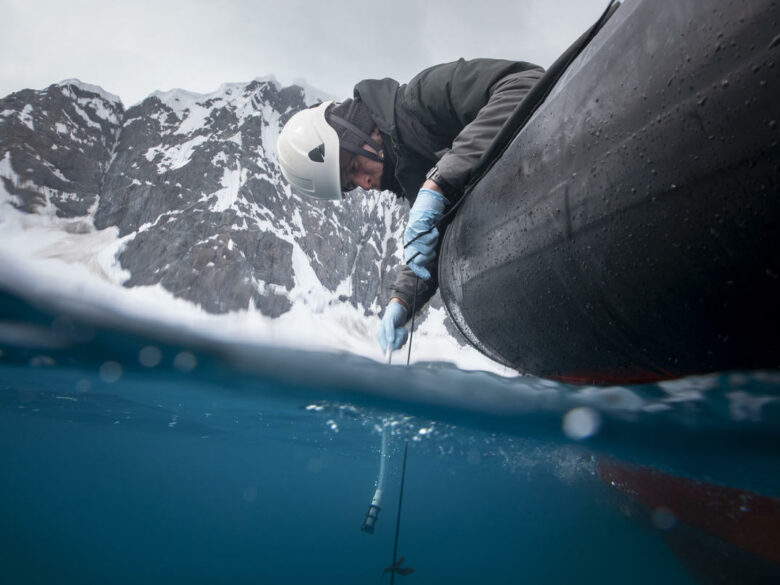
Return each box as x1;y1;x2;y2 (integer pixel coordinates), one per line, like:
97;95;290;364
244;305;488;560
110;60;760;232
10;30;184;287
0;78;416;323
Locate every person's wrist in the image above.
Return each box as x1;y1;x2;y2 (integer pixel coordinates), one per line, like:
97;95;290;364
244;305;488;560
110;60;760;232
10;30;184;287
389;297;409;312
425;166;454;198
422;179;444;195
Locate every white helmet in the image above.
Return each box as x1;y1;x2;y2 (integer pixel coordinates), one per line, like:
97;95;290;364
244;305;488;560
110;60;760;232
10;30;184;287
276;100;342;201
277;100;385;201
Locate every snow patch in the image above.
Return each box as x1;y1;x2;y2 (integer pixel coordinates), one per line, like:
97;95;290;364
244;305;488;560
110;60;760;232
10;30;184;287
258;103;281;163
210;166;245;212
77;96;120;125
145;134;209;172
72;104;102;130
288;77;336;105
0;152;22;207
19;104;35;131
174;102;214;136
58;79;122;105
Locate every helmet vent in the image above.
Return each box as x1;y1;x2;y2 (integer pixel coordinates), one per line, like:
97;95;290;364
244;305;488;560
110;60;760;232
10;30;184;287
308;144;325;163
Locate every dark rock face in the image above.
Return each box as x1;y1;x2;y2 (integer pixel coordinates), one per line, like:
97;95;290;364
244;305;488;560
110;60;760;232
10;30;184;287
0;79;410;319
0;82;122;217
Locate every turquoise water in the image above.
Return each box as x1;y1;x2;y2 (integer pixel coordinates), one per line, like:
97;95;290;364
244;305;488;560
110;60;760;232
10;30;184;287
1;287;779;584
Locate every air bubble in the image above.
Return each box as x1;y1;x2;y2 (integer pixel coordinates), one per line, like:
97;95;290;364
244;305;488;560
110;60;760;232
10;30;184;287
174;351;197;372
139;345;162;367
99;361;123;383
562;407;602;440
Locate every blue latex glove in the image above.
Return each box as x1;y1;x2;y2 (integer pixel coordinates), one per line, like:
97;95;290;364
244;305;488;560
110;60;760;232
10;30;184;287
404;188;448;280
376;301;409;354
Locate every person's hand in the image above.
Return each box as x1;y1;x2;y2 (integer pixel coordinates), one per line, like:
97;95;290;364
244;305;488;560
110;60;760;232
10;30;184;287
404;187;448;280
376;301;409;354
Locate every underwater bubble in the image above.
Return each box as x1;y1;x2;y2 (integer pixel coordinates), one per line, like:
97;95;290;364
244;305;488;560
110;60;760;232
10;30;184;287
242;487;258;502
173;351;197;372
75;379;91;393
562;407;602;440
139;346;162;367
652;507;677;530
99;361;123;383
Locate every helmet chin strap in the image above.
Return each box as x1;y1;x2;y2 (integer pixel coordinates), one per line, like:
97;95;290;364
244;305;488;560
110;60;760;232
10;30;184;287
327;113;385;163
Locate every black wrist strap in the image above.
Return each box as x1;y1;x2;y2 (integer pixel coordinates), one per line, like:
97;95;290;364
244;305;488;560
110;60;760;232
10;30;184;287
425;166;454;198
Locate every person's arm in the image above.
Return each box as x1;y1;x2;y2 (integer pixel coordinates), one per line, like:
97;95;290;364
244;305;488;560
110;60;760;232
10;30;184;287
403;59;544;199
434;68;544;200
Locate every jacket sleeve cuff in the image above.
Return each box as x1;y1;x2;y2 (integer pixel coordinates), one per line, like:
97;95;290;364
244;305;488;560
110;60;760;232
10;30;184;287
389;296;410;312
425;166;457;199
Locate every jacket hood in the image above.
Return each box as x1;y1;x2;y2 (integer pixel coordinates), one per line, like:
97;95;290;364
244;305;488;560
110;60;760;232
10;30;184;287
353;78;400;136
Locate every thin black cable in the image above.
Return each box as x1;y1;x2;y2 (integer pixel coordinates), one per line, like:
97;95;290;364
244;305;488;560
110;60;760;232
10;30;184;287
406;275;419;366
390;439;409;585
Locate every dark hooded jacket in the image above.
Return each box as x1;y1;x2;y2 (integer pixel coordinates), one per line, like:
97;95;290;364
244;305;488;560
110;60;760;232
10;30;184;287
352;58;543;317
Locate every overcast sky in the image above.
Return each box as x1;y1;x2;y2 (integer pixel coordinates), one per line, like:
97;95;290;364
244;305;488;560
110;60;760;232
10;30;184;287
2;0;609;106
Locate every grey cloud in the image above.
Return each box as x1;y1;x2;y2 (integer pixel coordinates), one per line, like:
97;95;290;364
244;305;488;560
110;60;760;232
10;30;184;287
0;0;610;105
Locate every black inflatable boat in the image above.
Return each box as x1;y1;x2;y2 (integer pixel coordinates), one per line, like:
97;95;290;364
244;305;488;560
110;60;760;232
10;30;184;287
439;0;780;384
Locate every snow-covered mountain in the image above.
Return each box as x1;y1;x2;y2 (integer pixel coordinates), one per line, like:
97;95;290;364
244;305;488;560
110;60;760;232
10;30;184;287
0;78;501;371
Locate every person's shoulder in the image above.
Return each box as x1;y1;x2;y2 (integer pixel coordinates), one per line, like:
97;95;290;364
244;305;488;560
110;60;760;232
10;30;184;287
413;58;541;78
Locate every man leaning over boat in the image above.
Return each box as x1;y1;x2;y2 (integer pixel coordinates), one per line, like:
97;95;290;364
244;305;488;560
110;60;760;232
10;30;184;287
276;58;544;356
